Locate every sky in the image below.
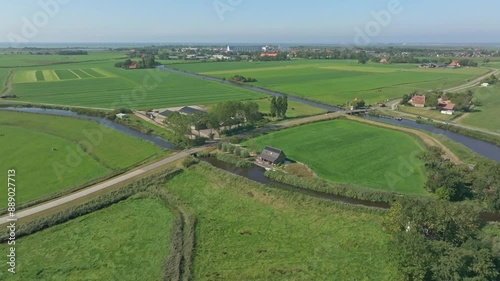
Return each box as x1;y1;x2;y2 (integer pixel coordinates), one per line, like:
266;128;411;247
1;0;499;45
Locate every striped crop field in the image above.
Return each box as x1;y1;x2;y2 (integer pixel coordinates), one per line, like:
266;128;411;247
42;70;59;81
35;70;45;81
11;63;265;109
54;69;79;80
13;70;37;83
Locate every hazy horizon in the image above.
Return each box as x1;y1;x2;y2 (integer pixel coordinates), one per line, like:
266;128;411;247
2;0;500;46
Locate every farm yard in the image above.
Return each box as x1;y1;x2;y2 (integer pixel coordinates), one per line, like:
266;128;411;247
163;165;397;280
0;111;167;204
168;60;489;105
244;119;428;195
0;198;173;281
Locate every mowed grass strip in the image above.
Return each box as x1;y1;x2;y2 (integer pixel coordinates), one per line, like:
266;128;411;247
35;70;45;81
72;69;92;78
42;69;59;81
0;198;173;281
54;69;79;80
244;119;427;194
13;70;37;83
0;111;167;203
164;166;397;280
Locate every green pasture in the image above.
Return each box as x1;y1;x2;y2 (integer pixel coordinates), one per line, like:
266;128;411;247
164;165;397;280
397;105;454;121
459;85;500;133
0;198;173;281
0;51;125;68
10;61;265;109
170;60;489;105
0;111;167;203
244;119;428;195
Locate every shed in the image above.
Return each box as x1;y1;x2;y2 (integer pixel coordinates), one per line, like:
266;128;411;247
178;106;206;116
259;146;286;165
116;113;129;119
159;110;175;117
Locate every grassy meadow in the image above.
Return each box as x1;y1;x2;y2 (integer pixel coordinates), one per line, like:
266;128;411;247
0;111;167;203
459;85;500;133
245;119;428;195
7;59;265;109
0;51;126;68
0;197;173;281
397;105;455;121
164;164;397;280
169;60;489;105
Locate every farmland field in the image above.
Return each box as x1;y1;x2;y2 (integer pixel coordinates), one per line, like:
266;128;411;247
0;51;125;67
164;164;397;280
9;61;265;109
0;111;167;203
397;105;454;121
459;85;500;132
168;60;489;105
0;198;173;281
244;119;428;194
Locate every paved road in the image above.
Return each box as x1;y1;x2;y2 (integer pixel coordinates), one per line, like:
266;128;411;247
0;147;206;225
443;68;500;93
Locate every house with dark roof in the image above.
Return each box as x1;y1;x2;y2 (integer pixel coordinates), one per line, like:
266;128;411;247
259;146;286;165
410;95;426;107
178;106;206;116
159;109;174;117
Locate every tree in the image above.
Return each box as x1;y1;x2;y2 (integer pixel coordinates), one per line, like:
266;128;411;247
270;96;277;117
282;95;288;118
276;96;283;117
483;58;491;64
163;112;191;147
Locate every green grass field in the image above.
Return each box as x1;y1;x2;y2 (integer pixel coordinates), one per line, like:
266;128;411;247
0;197;173;281
245;119;428;194
169;60;489;105
9;61;265;109
164;165;397;280
0;111;167;203
459;85;500;133
0;51;126;67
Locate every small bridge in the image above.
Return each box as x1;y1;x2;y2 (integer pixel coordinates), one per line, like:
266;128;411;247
345;109;367;115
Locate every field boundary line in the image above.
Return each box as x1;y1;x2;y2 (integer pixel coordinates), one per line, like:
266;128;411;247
68;69;82;79
79;69;95;78
1;70;14;95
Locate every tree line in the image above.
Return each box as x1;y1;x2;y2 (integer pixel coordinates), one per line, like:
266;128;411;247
114;55;159;69
419;147;500;210
270;96;288;118
385;198;499;280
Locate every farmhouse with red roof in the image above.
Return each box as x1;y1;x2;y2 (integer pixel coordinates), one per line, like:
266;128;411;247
409;95;426;107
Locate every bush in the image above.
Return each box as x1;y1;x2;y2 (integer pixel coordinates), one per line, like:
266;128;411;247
216;153;252;168
240;150;250;158
222;143;229;152
217;142;223;150
182;156;200;168
234;147;242;156
228;145;236;154
229;136;240;144
264;170;398;203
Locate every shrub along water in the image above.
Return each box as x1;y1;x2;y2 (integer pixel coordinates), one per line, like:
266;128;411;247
265;170;400;203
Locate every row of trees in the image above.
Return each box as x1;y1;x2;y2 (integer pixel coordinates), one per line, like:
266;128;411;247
419;147;500;210
228;75;257;83
270;96;288;118
481;74;499;85
163;101;263;147
385;198;499;280
114;55;159;69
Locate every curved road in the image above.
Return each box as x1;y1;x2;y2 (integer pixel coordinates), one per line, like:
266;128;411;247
0;147;206;225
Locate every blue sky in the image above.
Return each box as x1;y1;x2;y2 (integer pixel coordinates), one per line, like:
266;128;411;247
1;0;499;44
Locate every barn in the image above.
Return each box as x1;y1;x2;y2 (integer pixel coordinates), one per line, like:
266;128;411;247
259;146;286;165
